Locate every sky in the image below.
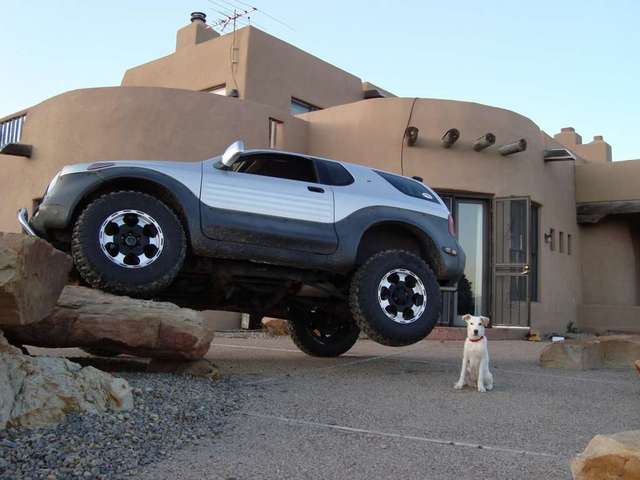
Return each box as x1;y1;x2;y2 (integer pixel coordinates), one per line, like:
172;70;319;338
1;0;639;160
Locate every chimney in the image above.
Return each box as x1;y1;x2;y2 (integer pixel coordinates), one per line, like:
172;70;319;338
176;12;220;51
554;127;582;147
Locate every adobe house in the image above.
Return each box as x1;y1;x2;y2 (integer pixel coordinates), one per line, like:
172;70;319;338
1;13;638;334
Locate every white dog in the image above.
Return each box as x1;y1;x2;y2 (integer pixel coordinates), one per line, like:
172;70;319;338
454;314;494;393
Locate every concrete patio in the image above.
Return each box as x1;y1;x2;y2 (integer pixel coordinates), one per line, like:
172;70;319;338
138;337;639;480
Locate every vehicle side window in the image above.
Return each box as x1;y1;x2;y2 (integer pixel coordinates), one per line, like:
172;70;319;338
233;154;317;183
315;159;355;186
375;170;440;204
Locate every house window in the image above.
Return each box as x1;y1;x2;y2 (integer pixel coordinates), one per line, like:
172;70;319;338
549;228;556;251
530;204;540;302
559;231;565;253
290;98;320;115
567;234;572;255
203;84;226;95
268;118;283;149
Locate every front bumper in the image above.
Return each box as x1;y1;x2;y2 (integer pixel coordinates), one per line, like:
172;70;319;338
17;208;37;236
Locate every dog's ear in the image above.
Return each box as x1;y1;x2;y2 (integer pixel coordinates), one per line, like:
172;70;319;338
462;314;472;324
480;316;490;327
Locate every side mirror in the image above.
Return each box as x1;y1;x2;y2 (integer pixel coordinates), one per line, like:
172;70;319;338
217;140;245;169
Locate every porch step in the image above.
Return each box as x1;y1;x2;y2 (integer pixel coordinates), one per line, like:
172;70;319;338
427;326;529;341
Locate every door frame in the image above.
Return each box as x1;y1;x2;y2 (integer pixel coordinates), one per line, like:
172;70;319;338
436;191;493;326
492;196;531;327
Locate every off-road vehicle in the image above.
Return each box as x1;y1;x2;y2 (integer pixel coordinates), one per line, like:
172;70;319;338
19;141;465;356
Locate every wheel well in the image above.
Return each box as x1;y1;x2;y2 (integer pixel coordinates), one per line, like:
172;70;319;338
356;223;442;274
69;177;190;244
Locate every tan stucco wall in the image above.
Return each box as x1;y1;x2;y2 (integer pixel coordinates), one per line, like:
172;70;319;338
0;87;307;233
122;27;251;95
577;304;640;334
579;217;639;306
576;160;640;203
301;98;583;333
122;26;364;113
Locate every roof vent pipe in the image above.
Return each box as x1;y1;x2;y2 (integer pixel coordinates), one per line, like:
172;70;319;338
473;133;496;152
190;12;207;23
498;139;527;156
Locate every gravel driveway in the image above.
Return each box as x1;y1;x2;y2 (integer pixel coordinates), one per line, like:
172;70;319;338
3;337;638;479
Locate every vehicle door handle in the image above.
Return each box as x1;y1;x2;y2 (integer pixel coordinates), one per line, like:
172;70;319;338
308;186;325;193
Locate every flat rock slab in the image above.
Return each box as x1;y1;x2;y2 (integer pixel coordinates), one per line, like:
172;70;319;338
5;286;215;360
540;335;640;370
0;233;72;327
571;430;640;479
0;350;132;429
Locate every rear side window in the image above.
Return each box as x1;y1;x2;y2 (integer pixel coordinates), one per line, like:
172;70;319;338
375;170;439;204
315;159;355;186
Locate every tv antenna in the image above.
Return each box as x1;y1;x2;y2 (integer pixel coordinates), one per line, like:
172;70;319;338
206;0;293;32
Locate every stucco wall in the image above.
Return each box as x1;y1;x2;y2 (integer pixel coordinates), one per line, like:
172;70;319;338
580;217;639;306
301;98;582;333
576;160;640;203
121;26;365;113
0;86;307;233
122;27;251;96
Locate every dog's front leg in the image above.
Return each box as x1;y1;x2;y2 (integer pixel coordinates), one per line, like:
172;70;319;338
477;358;488;393
454;349;468;390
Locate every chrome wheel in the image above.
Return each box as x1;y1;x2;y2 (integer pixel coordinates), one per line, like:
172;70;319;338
98;209;164;268
377;268;427;324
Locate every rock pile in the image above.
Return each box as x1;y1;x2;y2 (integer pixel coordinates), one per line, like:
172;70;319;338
0;233;218;430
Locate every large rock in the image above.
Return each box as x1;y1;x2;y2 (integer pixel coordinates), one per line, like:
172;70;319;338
262;317;289;336
0;350;133;429
540;335;640;370
5;286;215;360
571;431;640;479
0;233;72;327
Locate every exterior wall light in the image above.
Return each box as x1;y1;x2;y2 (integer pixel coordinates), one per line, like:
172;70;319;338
498;139;527;156
405;126;419;146
473;133;496;152
441;128;460;148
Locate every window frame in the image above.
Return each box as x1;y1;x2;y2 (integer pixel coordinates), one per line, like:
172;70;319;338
290;97;321;115
231;152;319;184
314;158;355;186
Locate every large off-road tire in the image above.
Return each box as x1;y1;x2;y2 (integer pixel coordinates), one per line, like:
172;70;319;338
71;191;186;298
288;309;360;357
349;250;441;347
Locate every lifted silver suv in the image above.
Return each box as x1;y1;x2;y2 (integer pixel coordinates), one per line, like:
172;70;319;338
19;141;465;356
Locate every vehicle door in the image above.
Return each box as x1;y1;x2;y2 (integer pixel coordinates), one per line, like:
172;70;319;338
200;152;338;254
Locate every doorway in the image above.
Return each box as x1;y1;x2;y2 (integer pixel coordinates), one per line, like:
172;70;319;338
492;197;531;327
438;194;491;326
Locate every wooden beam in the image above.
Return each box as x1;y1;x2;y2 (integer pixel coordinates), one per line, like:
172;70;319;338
472;133;496;152
498;139;527;156
441;128;460;148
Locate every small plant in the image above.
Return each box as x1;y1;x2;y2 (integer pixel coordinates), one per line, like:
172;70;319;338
566;321;579;334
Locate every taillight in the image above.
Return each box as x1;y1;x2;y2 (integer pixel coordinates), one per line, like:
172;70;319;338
448;213;456;237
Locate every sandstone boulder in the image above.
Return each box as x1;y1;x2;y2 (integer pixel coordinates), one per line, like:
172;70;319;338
0;351;133;429
571;430;640;479
0;233;72;327
262;317;289;336
5;286;215;360
540;335;640;370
